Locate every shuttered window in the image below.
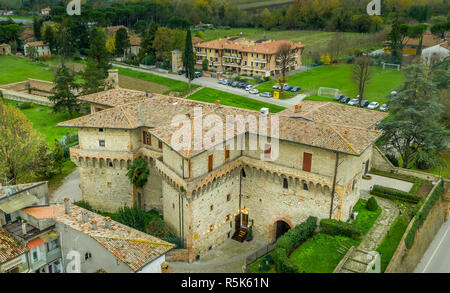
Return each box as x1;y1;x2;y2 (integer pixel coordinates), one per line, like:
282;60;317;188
303;152;312;172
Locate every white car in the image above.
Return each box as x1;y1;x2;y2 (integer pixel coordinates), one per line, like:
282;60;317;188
218;79;227;85
259;92;272;98
249;89;259;94
273;84;281;90
367;102;380;110
380;104;389;112
245;85;254;91
348;99;359;106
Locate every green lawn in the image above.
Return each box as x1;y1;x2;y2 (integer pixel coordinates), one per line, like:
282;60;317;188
187;87;285;113
376;215;409;272
115;67;199;96
353;199;382;235
3;99;79;146
0;56;54;85
289;233;359;273
257;64;403;105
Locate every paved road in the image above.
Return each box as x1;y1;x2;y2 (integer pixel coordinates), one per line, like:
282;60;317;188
113;63;305;108
414;219;450;273
50;168;82;204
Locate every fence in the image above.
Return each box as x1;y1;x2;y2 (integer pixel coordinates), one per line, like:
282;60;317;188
244;242;276;272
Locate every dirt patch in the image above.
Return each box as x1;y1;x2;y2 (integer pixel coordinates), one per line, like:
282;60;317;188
417;181;433;197
118;74;169;94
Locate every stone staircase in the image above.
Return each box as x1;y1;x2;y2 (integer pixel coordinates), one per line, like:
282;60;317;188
232;228;248;243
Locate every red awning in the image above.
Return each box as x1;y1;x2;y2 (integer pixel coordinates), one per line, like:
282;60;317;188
27;237;45;249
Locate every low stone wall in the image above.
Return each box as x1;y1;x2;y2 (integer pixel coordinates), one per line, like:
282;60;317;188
0;79;55;106
385;181;446;273
165;249;189;262
0;88;54;106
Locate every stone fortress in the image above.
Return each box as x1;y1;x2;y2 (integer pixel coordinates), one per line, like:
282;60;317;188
59;73;387;261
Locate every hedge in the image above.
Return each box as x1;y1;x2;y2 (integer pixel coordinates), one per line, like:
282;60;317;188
319;219;363;240
273;216;317;273
369;169;416;183
371;185;421;204
405;180;444;249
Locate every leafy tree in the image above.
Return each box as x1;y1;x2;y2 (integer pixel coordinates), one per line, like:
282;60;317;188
430;22;450;40
127;158;150;188
379;64;449;169
140;21;158;57
387;19;410;64
114;27;130;57
81;58;106;95
183;29;195;90
49;63;79;119
26;45;38;61
88;27;110;78
52;140;65;174
33;142;54;178
202;58;208;71
43;24;56;53
32;17;42;40
352;55;372;105
408;24;428;56
366;197;379;212
0;99;47;184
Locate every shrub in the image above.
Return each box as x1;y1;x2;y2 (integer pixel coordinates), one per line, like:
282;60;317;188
366;197;379;212
319;219;363;240
386;154;399;167
371;185;421;203
74;200;93;211
273;248;298;273
405;180;444;249
17;102;32;109
117;205;147;233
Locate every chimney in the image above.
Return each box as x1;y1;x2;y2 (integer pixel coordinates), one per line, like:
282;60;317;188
64;198;71;214
81;210;88;223
104;217;112;229
91;220;97;230
21;221;27;236
294;104;302;113
107;69;119;89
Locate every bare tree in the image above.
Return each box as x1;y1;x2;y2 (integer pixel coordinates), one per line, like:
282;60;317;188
276;43;296;90
352;55;372;106
327;33;347;63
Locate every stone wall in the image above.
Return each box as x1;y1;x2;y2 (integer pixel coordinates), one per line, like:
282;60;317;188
165;249;189;262
0;79;55;107
385;181;446;273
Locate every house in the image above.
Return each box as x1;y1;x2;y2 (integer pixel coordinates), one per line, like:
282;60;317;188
171;49;183;72
194;37;304;77
0;229;29;273
192;37;205;46
384;32;449;55
40;8;51;15
58;88;387;262
24;41;51;58
106;25;129;36
19;29;35;43
21;201;174;273
0;182;63;273
422;42;449;66
0;43;11;56
127;37;141;56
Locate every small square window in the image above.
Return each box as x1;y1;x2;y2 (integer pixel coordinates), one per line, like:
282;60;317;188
99;128;104;133
99;140;105;147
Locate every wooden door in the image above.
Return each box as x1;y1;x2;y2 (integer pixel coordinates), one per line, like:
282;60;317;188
303;152;312;172
208;155;214;172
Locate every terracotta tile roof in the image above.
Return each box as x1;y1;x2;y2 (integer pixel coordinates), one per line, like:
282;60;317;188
106;25;129;34
130;37;141;46
59;94;385;156
192;37;205;44
77;88;148;108
20;29;34;41
196;37;304;54
27;237;45;249
403;33;446;48
41;7;51;11
22;205;174;272
0;229;28;264
279;101;388;129
25;41;47;47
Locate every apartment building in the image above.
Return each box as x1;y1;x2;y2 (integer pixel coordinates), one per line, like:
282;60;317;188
59;87;387;261
194;37;304;77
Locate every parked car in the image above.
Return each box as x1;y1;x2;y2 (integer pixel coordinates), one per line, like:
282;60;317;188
367;102;380;110
290;87;301;92
380;104;389;112
340;96;350;103
348;99;359;106
227;80;233;86
218;78;227;85
273;84;281;89
178;69;185;75
359;100;370;108
195;72;202;78
259;92;272;98
249;89;259;94
334;94;345;101
283;85;293;91
231;81;239;87
245;85;254;91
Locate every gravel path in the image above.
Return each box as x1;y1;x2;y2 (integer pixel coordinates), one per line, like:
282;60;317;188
50;168;82;204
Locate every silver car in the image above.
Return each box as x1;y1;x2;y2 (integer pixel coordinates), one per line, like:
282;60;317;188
380;104;389;112
259;92;272;98
367;102;380;110
348;99;359;106
249;89;259;94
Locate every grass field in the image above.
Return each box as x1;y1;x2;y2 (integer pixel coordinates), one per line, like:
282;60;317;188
231;0;293;10
187;88;285;113
352;199;382;235
257;64;403;105
115;67;199;96
3;99;79;146
0;56;54;85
